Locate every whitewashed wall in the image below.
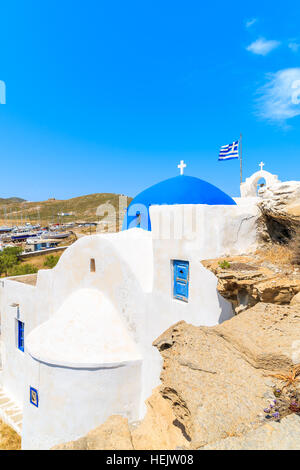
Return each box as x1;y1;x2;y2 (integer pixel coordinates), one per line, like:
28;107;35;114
22;358;141;450
0;200;260;449
0;280;36;407
22;288;143;450
138;202;260;407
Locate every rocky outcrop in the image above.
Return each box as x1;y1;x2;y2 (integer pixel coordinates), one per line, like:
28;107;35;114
154;303;300;449
258;181;300;244
201;414;300;450
54;302;300;450
291;292;300;306
130;388;189;449
203;256;300;313
213;302;300;368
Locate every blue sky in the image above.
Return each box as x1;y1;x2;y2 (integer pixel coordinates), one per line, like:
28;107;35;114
0;0;299;201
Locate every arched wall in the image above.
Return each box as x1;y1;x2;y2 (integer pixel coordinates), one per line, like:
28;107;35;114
40;230;153;343
240;170;280;197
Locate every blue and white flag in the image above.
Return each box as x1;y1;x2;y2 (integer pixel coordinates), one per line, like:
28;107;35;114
218;140;239;161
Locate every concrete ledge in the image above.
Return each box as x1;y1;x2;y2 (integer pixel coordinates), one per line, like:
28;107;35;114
20;246;68;259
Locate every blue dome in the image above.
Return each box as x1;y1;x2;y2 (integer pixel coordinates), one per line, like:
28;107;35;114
122;175;236;231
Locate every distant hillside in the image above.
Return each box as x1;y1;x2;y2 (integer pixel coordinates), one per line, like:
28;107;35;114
0;193;132;228
0;197;26;204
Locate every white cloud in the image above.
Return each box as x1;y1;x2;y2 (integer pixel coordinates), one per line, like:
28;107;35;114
246;37;281;55
288;42;300;52
245;18;257;28
257;68;300;123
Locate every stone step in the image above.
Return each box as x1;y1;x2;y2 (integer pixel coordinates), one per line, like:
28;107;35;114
0;386;22;435
0;397;11;405
12;413;22;423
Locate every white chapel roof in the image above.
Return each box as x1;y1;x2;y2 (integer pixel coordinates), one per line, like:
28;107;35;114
26;288;141;368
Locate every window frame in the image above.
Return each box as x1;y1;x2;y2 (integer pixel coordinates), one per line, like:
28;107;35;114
17;320;25;352
90;258;96;273
172;260;190;302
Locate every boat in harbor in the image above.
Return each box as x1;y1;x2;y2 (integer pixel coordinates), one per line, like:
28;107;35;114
11;231;40;241
0;226;13;233
41;231;71;239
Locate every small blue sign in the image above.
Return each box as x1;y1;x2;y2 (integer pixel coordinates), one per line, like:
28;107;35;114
30;387;39;407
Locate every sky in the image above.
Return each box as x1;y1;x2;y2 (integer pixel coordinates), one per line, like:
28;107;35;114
0;0;299;201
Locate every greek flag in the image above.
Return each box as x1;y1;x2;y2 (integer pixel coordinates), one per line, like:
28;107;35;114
218;140;239;161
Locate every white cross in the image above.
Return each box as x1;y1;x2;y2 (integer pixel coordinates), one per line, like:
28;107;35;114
259;161;265;171
178;160;187;175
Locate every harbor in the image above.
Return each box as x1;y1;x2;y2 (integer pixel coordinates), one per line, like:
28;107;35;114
0;222;74;254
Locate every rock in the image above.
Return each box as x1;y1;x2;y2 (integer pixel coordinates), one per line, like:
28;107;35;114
54;302;300;451
131;388;190;450
291;292;300;305
201;414;300;450
53;415;134;450
154;324;265;448
85;416;134;450
153;303;300;449
213;302;300;370
258;181;300;244
202;256;300;312
53;391;190;450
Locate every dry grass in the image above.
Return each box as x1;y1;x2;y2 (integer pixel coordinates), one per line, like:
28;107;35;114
290;231;300;265
0;420;21;450
255;244;294;266
269;364;300;391
75;226;98;235
19;252;63;271
0;251;65;278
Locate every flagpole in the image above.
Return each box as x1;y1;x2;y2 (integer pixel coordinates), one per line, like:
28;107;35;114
239;133;243;184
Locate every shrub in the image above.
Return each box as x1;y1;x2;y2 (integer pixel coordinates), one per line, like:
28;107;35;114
9;263;38;276
218;260;231;269
0;246;23;276
44;255;60;269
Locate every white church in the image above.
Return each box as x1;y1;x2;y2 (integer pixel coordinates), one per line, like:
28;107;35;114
0;162;278;449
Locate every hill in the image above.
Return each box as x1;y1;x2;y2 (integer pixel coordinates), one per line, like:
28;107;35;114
0;197;26;204
0;193;132;228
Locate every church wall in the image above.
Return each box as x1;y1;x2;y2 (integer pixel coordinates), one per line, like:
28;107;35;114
135;202;260;407
0;279;36;407
150;203;259;259
43;231;157;423
21;358;142;450
0;199;261;446
138;268;233;409
47;231;152;344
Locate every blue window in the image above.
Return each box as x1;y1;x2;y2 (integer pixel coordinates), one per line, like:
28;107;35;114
17;320;24;352
136;211;141;228
173;260;189;302
30;387;39;407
